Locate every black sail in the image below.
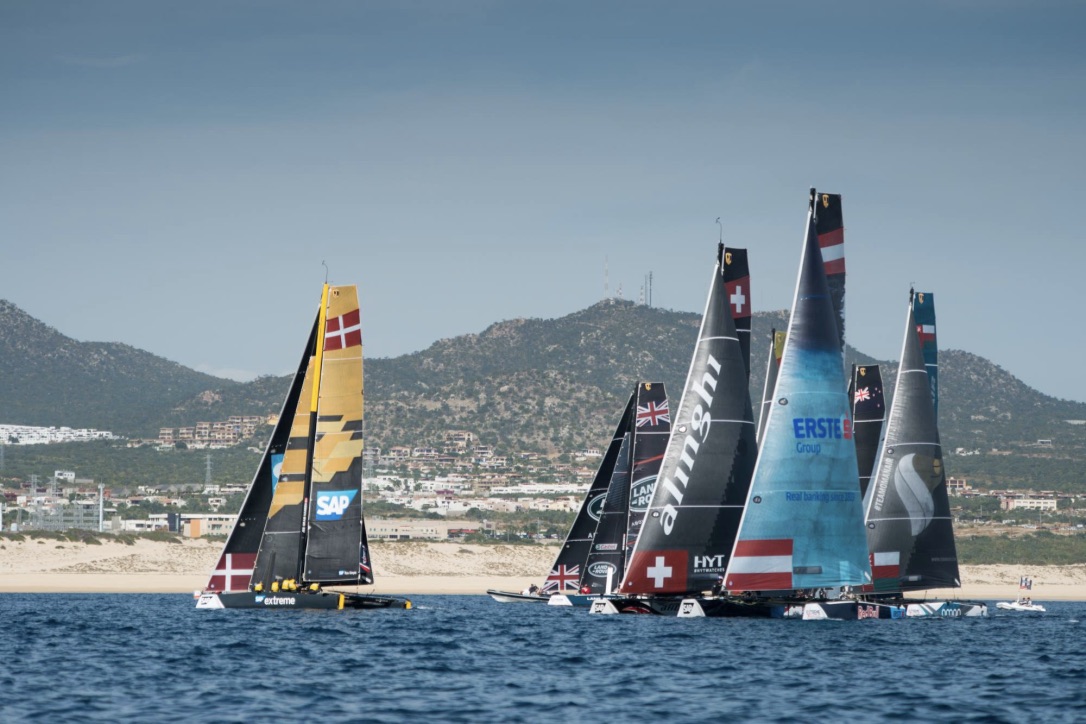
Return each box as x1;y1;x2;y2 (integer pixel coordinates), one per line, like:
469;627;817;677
581;433;633;593
849;364;886;499
624;382;671;565
723;247;752;379
864;294;960;593
204;317;318;592
620;243;757;596
542;394;634;593
756;328;785;445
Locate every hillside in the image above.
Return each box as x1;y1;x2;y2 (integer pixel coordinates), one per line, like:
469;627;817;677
2;298;1084;490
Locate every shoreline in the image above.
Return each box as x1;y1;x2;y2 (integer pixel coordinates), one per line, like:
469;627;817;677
2;538;1084;600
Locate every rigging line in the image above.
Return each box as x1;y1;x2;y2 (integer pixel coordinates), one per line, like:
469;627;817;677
322;260;329;284
716;217;722;244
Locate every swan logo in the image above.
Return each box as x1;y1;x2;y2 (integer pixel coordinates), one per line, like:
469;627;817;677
894;454;936;535
315;490;358;520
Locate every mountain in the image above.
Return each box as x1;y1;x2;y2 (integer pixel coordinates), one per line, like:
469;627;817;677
2;298;1084;489
0;300;240;433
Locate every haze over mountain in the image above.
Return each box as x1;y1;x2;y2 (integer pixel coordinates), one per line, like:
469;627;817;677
2;298;1083;490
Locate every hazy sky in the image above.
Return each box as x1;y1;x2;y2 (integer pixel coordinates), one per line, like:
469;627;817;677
3;2;1085;401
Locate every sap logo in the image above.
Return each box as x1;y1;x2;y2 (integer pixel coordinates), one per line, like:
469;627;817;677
315;489;359;520
254;595;265;603
587;562;617;579
792;417;852;440
693;554;727;571
628;476;657;513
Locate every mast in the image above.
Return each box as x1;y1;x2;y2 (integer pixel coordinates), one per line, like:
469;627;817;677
299;283;330;581
756;329;785;444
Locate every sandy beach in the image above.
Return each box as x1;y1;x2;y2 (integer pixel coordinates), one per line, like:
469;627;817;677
1;537;1084;600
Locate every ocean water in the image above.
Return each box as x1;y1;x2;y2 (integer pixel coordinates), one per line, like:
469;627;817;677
1;594;1083;723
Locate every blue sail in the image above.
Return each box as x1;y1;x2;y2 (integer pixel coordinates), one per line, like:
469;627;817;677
725;190;870;593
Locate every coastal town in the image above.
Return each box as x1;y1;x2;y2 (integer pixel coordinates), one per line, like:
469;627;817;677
1;420;1081;543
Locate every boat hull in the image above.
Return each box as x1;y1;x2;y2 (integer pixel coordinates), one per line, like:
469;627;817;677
677;597;801;618
587;596;684;615
803;600;907;620
905;600;988;618
996;601;1045;613
546;594;595;607
196;591;410;610
486;589;549;603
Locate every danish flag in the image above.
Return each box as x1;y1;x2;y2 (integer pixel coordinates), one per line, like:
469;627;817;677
207;552;256;592
325;309;362;351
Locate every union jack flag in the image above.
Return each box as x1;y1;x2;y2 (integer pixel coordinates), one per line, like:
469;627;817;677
636;400;670;427
544;564;580;592
854;387;871;403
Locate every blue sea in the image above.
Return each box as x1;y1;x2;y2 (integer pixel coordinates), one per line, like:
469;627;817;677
1;594;1083;722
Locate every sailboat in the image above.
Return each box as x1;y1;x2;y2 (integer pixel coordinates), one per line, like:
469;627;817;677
196;284;410;611
808;291;986;619
996;576;1045;612
591;244;758;616
488;382;669;605
678;189;871;618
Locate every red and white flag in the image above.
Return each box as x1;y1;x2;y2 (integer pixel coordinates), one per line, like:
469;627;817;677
207;552;256;592
622;549;688;594
726;539;793;591
325;309;362;351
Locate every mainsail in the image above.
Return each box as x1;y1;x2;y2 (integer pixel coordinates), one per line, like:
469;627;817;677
849;364;886;499
864;292;960;593
620;244;757;596
723;248;752;379
912;291;938;417
543;395;634;593
815;191;846;354
624;383;671;564
756;329;785;444
725;190;869;593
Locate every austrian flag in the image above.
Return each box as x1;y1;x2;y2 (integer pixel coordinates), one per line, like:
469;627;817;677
325;309;362;351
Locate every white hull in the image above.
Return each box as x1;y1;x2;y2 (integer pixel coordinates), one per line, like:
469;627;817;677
996;601;1046;612
195;593;225;610
486;589;549;603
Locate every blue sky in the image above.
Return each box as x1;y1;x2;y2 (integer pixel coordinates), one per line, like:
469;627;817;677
3;1;1085;401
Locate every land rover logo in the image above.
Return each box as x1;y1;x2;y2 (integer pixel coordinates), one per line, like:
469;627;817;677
587;494;606;521
587;562;617;579
628;476;657;513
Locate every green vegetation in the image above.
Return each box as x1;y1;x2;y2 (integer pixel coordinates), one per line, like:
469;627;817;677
957;530;1086;565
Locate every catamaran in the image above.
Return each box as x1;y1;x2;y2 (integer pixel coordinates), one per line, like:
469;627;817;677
196;283;410;611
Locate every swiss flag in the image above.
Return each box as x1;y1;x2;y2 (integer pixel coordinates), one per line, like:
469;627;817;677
621;549;688;594
325;309;362;351
726;277;751;319
206;552;256;592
